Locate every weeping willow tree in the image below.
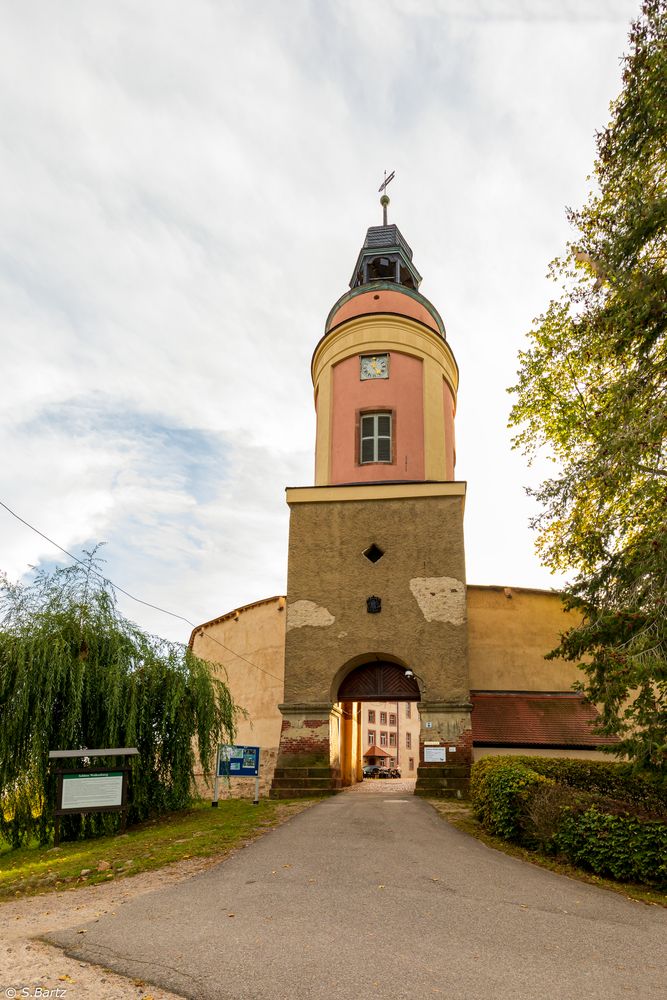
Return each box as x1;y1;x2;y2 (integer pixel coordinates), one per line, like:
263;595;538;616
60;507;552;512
0;550;237;846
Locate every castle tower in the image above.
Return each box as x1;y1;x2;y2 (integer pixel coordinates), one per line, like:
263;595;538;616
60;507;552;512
270;197;472;798
313;222;457;487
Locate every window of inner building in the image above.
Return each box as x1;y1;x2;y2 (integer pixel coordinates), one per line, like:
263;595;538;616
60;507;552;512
405;732;412;749
389;732;396;747
389;713;396;726
368;710;375;724
405;702;411;718
380;731;388;746
380;711;387;725
368;730;375;745
360;412;392;464
409;757;415;771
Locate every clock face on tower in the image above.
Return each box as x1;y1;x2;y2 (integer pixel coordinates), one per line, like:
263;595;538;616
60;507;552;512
360;354;389;380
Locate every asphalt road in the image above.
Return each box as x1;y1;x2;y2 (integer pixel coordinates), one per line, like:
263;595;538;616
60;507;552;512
48;789;667;1000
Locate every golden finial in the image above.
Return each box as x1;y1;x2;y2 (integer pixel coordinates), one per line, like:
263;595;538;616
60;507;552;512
378;170;395;225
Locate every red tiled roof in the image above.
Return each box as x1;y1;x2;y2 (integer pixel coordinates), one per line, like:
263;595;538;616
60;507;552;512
471;692;620;748
363;744;394;758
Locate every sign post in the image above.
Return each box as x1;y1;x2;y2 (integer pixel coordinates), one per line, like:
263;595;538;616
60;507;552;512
213;745;261;807
49;748;138;846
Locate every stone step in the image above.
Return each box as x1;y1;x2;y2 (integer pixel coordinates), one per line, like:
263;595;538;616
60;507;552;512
274;767;333;780
271;776;334;790
417;766;469;780
269;788;340;799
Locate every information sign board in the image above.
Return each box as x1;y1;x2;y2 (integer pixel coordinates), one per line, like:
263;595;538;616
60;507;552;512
61;771;124;810
217;745;260;777
424;746;446;763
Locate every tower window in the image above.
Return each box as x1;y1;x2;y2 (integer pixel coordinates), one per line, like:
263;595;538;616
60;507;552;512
360;412;392;464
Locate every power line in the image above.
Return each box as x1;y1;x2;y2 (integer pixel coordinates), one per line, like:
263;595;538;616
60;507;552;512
0;498;284;684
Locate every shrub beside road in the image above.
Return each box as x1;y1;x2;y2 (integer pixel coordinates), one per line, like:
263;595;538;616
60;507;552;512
469;756;667;890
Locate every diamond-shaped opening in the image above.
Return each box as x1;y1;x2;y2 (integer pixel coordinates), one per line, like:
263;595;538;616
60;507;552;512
362;543;385;564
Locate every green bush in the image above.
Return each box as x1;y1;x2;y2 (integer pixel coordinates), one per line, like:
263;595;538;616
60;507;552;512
554;808;667;886
471;756;667;886
507;757;667;816
470;756;552;840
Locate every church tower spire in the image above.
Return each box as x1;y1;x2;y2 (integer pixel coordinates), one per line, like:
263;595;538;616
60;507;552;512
311;207;459;488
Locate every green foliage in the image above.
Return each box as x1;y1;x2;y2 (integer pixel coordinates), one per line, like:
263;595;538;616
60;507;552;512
471;756;667;886
553;808;667;886
507;755;667;813
0;551;237;847
470;756;552;840
508;1;667;770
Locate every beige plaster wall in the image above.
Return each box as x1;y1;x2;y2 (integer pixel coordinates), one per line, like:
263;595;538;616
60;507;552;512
284;491;468;705
467;585;581;692
361;700;421;774
473;747;612;762
190;597;286;797
190;582;595;796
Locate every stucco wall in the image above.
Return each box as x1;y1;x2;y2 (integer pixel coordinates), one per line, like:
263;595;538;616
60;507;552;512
190;597;286;797
284;490;468;705
473;747;611;762
190;583;595;797
467;585;580;692
361;700;421;774
326;287;442;337
330;351;425;483
313;315;458;485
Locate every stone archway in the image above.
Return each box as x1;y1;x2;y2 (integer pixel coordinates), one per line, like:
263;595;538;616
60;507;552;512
335;660;422;788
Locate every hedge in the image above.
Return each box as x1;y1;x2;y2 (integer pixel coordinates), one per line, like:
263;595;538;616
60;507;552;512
469;756;553;840
502;757;667;815
554;807;667;886
470;756;667;887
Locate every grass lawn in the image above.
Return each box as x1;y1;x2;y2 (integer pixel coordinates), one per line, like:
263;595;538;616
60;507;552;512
0;798;313;901
428;799;667;909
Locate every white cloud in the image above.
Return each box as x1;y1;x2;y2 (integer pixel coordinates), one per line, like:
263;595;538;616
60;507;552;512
0;0;639;640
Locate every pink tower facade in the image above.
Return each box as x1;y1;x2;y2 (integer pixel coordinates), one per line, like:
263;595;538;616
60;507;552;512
312;230;459;488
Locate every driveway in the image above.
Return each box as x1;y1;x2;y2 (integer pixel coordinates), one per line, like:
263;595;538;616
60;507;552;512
48;789;666;1000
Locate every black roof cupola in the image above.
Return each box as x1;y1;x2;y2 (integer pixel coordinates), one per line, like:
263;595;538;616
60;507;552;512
349;221;422;292
349;178;422;291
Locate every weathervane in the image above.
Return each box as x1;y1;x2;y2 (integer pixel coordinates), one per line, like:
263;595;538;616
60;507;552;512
378;170;395;225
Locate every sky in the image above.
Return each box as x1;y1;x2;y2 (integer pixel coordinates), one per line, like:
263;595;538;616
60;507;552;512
1;0;640;643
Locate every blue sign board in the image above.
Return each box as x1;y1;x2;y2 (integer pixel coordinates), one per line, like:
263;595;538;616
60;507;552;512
217;745;260;778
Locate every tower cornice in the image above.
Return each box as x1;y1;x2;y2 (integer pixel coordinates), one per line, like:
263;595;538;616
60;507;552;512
311;312;459;396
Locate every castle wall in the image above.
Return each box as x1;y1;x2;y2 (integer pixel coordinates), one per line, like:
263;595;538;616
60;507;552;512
473;747;610;762
467;585;580;692
190;597;285;799
190;586;594;798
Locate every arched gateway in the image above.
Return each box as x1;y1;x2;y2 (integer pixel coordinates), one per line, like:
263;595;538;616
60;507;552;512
337;662;420;702
270;198;473;799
